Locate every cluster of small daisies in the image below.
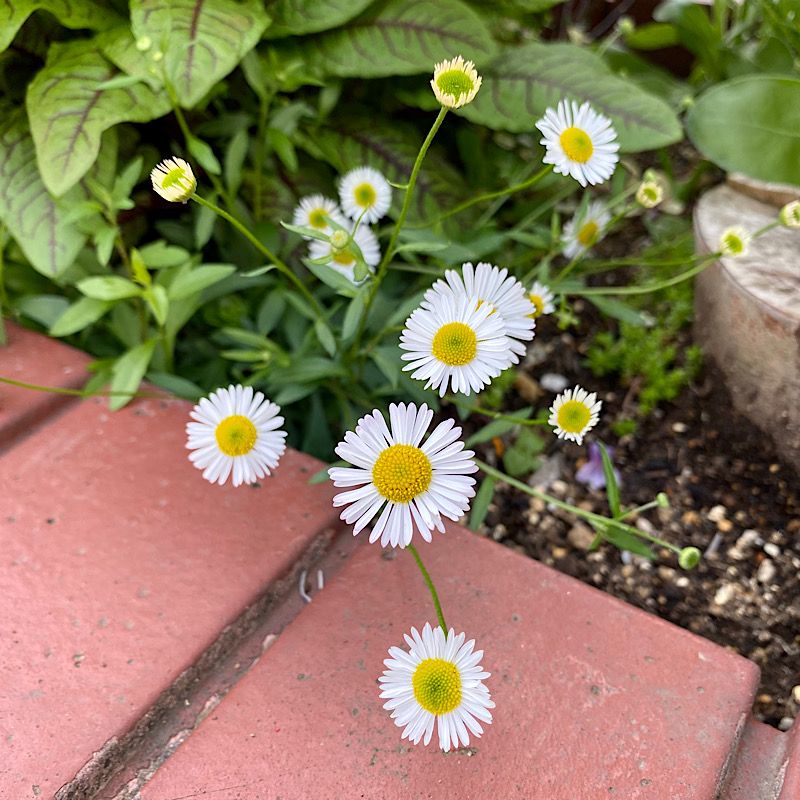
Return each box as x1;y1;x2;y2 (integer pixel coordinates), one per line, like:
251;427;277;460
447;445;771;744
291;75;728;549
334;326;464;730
292;167;391;284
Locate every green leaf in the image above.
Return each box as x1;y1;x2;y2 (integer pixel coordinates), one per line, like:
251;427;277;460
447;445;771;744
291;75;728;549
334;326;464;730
130;0;270;108
294;0;496;78
0;0;121;53
97;26;164;90
167;264;236;300
146;371;203;400
109;339;156;410
460;42;682;152
464;408;532;448
15;294;69;327
686;75;800;186
144;284;169;326
0;110;86;278
187;135;221;175
267;0;374;37
502;427;545;479
341;289;367;343
588;296;650;327
468;475;496;531
305;259;360;296
130;248;152;287
369;345;401;388
314;318;337;356
26;41;170;196
598;442;621;518
77;275;142;301
601;522;655;560
138;240;191;268
50;297;113;337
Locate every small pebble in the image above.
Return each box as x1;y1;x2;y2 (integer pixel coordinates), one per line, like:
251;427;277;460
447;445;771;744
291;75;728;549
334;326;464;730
707;505;727;523
550;480;568;496
671;422;687;433
763;542;780;558
539;372;569;393
552;546;568;559
675;576;690;588
714;583;736;606
716;519;733;533
792;685;800;704
567;522;596;551
756;559;776;584
779;717;794;732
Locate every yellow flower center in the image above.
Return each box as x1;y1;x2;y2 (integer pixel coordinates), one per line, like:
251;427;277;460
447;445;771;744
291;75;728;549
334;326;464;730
161;167;188;190
412;658;462;715
372;444;432;504
722;232;744;255
560;126;594;163
431;322;477;367
332;248;355;266
215;415;257;456
528;293;544;318
308;208;329;228
557;400;591;433
354;182;377;208
577;220;599;248
435;69;474;99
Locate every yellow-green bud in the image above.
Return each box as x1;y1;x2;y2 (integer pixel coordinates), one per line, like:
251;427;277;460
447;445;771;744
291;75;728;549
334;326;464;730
656;492;669;508
779;200;800;229
678;546;701;570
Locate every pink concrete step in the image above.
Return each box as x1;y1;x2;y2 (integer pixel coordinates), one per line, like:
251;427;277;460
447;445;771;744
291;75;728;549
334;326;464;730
0;321;89;450
0;393;339;799
139;526;774;800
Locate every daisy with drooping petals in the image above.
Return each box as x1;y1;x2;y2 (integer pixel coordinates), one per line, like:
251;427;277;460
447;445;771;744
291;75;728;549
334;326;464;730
338;166;392;224
430;55;482;109
536;100;619;187
150;157;196;203
718;226;750;257
527;281;556;319
329;403;477;548
426;262;536;362
379;622;494;751
186;385;287;486
561;199;611;259
292;194;346;238
400;291;514;397
308;226;381;283
779;200;800;229
548;385;602;445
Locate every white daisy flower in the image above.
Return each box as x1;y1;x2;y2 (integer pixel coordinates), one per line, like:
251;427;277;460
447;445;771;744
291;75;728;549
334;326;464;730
430;55;482;109
308;226;381;283
548;385;602;445
527;281;556;319
561;199;612;259
329;403;477;548
186;385;287;487
338;166;392;224
779;200;800;229
379;622;494;751
400;291;514;397
292;194;346;238
427;262;535;362
150;157;196;203
718;226;750;258
535;100;619;187
636;180;663;209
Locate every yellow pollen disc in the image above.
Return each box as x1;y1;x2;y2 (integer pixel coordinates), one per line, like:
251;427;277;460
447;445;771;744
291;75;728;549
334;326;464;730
308;208;328;228
372;444;432;504
354;182;377;208
528;293;544;318
431;322;477;367
577;220;599;248
215;415;257;457
436;69;474;98
161;167;187;189
412;658;462;715
559;126;594;163
557;400;591;433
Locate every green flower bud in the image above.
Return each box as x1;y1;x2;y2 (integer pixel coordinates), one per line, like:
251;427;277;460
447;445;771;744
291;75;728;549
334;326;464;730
678;546;701;570
656;492;669;508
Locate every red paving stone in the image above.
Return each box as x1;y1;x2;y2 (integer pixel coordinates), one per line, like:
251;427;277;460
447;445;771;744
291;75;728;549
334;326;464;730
0;322;89;448
140;526;764;800
0;396;338;799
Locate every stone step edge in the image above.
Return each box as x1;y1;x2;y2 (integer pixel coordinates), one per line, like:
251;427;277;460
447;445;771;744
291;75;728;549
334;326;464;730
56;521;357;800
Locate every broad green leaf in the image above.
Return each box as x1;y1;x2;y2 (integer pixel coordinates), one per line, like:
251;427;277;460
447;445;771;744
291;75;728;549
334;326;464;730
460;42;682;152
266;0;375;38
77;275;142;301
50;297;113;337
130;0;270;108
15;294;69;327
0;110;85;278
97;26;164;90
294;0;496;78
0;0;121;53
138;240;192;268
686;75;800;186
109;339;156;410
26;41;170;196
167;264;236;300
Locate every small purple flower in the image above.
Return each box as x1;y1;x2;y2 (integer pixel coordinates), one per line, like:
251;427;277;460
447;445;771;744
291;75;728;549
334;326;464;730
575;442;621;491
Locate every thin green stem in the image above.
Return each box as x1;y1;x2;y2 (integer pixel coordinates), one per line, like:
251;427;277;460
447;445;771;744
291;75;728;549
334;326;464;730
448;397;547;427
474;459;680;553
0;375;163;399
191;194;325;319
407;544;448;631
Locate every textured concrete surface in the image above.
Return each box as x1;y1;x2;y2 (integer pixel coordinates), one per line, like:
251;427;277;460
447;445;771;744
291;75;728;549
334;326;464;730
141;526;762;800
0;396;338;799
694;184;800;470
0;321;89;449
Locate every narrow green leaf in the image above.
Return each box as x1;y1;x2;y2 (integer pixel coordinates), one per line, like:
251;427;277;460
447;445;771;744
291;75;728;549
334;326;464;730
465;408;532;448
468;475;496;531
26;41;170;196
369;346;400;388
314;318;337;356
109;339;156;410
167;265;236;300
588;296;650;327
187;135;221;175
304;259;360;296
144;284;169;326
50;297;113;337
598;442;621;518
341;289;366;344
461;42;682;152
601;522;655;560
146;371;203;400
130;0;270;108
77;275;142;301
